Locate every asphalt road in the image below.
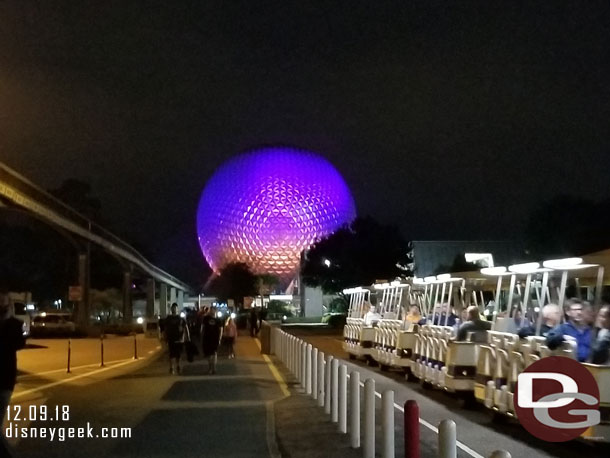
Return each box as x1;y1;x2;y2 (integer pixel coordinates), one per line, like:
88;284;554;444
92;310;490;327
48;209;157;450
286;328;610;458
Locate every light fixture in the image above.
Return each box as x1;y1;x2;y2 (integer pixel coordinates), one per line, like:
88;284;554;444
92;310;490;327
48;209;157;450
136;317;144;324
436;274;452;281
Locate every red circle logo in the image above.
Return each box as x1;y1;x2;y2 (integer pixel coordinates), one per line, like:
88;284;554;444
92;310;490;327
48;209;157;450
514;356;600;442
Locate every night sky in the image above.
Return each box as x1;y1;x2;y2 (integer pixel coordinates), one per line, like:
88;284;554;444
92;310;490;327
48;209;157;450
1;1;609;284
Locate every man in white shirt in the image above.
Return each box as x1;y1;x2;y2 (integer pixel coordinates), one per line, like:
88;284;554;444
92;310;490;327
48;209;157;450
363;304;382;326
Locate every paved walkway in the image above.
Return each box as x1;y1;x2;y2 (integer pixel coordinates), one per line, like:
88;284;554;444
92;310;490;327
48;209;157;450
10;332;359;458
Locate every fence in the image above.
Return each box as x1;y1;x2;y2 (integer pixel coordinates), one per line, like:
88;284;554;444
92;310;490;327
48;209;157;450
271;326;512;458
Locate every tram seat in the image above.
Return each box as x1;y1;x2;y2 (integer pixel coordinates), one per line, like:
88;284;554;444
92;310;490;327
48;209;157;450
475;343;496;407
443;339;482;392
582;363;610;442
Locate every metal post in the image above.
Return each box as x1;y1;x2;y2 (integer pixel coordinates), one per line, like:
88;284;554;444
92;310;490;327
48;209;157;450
535;272;550;336
133;332;138;360
312;347;318;400
339;364;347;433
100;333;105;367
325;355;333;414
350;371;360;448
364;378;375;458
306;344;313;395
318;351;325;407
301;342;307;390
331;358;339;422
382;390;394;458
438;419;456;458
67;338;72;374
595;266;605;308
404;400;420;458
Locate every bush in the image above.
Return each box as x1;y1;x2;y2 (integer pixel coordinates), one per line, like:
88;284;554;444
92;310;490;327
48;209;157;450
322;313;346;328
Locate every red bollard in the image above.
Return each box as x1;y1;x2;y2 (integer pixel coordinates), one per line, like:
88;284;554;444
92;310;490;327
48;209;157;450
404;400;420;458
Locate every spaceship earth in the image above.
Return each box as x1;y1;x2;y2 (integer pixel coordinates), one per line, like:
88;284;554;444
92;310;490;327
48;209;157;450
196;146;356;282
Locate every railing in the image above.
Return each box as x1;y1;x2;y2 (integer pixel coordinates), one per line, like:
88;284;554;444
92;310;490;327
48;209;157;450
272;326;513;458
0;162;190;291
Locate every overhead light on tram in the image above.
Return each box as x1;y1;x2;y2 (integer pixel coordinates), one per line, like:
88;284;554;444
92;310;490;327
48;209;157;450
424;276;437;283
542;257;583;269
508;262;541;274
480;267;508;276
390;280;401;287
436;274;452;281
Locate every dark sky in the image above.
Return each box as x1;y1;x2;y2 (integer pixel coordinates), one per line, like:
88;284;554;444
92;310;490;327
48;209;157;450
1;1;609;284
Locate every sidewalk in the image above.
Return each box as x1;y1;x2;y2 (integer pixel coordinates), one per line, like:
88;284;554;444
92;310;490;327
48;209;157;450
11;332;362;458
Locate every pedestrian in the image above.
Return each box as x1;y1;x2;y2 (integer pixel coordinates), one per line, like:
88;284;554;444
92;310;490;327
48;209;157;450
1;290;26;458
224;315;237;358
164;303;189;375
201;307;223;374
249;307;258;337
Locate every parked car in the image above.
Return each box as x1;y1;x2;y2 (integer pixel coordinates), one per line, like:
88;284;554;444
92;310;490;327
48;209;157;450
30;313;76;337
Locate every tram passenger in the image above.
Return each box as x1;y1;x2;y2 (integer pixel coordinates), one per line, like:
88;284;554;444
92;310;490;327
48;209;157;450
505;307;530;334
546;299;592;362
363;304;382;326
404;304;422;324
518;303;561;338
455;306;491;341
590;305;610;364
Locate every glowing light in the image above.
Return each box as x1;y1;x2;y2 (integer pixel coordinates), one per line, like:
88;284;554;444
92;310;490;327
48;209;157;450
542;257;583;269
216;311;223;318
508;262;541;274
480;267;508;276
180;312;186;318
230;312;236;319
196;147;356;282
136;317;144;324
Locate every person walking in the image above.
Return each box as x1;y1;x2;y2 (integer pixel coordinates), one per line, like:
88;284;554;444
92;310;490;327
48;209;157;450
249;307;258;337
1;290;26;457
164;303;189;374
224;315;237;358
201;307;223;374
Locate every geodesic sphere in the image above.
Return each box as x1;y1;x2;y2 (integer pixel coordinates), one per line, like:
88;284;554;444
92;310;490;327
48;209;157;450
196;146;356;281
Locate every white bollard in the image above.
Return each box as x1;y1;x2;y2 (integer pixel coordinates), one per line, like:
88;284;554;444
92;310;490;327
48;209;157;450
382;390;394;458
312;347;318;400
301;342;307;389
350;371;360;448
317;351;325;407
339;364;347;433
325;355;333;414
438;419;457;458
364;378;375;458
331;358;339;422
306;344;312;394
489;452;511;458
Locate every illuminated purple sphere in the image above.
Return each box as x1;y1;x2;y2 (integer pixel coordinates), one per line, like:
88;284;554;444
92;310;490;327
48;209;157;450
196;147;356;281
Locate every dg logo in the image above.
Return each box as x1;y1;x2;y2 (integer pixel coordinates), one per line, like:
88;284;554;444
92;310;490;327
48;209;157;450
514;356;600;442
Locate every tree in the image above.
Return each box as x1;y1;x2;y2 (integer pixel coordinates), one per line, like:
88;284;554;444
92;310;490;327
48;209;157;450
433;254;479;275
206;262;258;306
301;216;411;293
525;195;610;259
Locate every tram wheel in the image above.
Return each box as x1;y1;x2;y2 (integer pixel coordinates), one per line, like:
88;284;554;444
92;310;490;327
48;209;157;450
379;364;389;372
348;354;356;360
421;380;433;390
366;357;378;367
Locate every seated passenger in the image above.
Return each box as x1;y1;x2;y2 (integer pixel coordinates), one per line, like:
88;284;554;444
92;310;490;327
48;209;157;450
518;303;561;338
590;305;610;365
427;304;458;327
404;305;422;324
505;307;531;334
546;299;592;362
456;306;491;341
363;305;382;326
